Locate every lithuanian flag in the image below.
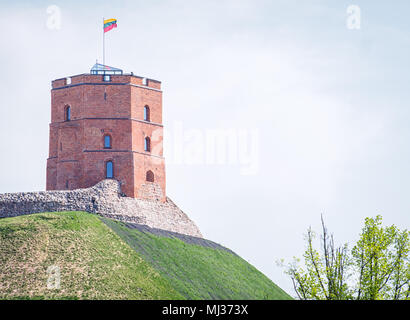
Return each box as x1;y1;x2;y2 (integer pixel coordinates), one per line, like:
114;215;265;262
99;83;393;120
104;19;117;33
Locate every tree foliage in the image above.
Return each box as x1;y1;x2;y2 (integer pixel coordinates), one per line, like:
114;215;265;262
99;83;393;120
284;215;409;300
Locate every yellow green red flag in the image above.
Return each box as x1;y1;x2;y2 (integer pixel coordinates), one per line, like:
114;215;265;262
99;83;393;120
104;19;117;33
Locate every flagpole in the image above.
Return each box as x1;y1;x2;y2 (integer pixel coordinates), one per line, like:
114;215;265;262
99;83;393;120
103;17;105;67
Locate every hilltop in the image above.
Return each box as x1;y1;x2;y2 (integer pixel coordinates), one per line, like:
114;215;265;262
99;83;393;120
0;211;291;300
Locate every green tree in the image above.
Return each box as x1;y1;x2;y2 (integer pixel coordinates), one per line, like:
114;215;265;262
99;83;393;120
284;216;351;300
284;215;409;300
352;216;409;300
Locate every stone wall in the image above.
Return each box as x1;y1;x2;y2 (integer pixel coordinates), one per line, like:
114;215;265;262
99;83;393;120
0;180;202;238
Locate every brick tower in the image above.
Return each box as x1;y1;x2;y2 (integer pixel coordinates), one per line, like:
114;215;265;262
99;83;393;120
46;64;166;201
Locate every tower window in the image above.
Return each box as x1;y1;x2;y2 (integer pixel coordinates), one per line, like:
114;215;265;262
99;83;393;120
144;105;150;122
106;161;113;178
146;170;154;182
144;137;151;152
104;135;112;149
103;75;111;82
65;106;71;121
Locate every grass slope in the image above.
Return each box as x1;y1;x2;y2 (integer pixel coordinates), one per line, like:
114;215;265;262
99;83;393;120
0;211;291;300
0;211;182;299
102;218;291;300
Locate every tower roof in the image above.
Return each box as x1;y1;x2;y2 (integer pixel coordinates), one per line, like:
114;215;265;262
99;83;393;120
90;63;123;75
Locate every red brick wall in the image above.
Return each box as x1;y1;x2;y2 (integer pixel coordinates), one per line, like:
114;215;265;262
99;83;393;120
47;74;166;201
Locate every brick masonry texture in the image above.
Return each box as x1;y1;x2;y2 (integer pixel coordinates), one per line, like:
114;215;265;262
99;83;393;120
0;179;202;238
47;73;166;201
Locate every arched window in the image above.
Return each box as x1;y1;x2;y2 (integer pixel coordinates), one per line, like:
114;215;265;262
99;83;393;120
144;105;150;122
106;161;113;178
65;106;71;121
103;135;112;149
146;170;154;182
144;137;151;152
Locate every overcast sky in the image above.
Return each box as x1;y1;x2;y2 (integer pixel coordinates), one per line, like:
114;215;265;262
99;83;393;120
0;0;409;296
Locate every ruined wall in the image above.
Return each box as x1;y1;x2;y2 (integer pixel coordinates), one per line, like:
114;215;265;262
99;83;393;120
0;180;202;238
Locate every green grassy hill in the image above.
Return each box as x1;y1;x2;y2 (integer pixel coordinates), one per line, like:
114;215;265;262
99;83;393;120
0;211;291;300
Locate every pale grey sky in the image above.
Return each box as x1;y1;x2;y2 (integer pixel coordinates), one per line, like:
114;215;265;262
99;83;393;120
0;0;409;296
